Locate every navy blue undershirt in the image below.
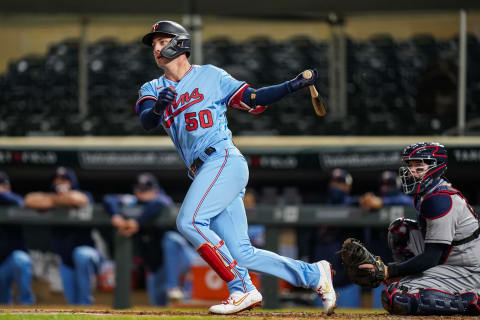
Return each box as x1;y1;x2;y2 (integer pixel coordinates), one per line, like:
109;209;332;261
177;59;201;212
139;102;161;131
388;243;449;278
241;82;291;106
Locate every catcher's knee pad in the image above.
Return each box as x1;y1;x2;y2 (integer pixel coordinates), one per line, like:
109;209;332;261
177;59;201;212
197;240;237;282
387;217;424;262
417;289;480;315
381;285;418;315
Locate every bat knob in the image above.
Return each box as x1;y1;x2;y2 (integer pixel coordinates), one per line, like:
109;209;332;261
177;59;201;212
302;70;313;80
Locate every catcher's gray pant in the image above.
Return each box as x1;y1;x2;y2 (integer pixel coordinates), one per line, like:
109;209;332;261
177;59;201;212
394;264;480;294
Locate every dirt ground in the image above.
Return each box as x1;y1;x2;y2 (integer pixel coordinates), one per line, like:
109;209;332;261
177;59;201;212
0;307;475;320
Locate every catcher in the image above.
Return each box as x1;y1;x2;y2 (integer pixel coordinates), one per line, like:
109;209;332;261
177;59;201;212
340;142;480;315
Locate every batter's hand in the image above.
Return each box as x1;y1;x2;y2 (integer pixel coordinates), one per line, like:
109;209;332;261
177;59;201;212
153;87;176;115
288;69;318;92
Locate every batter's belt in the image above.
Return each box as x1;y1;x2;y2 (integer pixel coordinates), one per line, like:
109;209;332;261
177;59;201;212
189;147;216;177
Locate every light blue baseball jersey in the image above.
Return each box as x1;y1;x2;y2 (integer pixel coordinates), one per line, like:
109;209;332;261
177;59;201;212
136;65;248;167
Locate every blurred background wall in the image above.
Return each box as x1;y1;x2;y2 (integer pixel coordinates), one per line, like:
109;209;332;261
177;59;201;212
2;12;480;73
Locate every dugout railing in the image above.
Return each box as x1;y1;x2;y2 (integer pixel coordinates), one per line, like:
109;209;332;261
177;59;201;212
0;204;417;309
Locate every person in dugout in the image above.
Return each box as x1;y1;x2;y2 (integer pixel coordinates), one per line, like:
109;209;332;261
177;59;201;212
103;172;196;305
0;171;35;305
358;170;414;308
312;168;362;308
24;167;102;305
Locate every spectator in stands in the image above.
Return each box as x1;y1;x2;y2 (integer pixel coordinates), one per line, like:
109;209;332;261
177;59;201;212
103;172;195;305
24;167;101;305
0;171;35;305
358;170;414;308
314;168;362;308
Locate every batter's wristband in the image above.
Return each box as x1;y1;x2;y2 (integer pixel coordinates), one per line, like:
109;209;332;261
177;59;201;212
387;262;399;279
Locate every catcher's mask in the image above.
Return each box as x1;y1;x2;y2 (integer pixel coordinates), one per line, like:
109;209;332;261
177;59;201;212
142;20;191;59
399;142;447;195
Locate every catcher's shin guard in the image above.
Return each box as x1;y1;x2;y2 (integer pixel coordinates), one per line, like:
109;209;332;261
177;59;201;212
417;289;480;315
197;240;236;282
382;285;480;316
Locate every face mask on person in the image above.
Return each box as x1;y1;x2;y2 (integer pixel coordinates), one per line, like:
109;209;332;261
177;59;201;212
55;183;70;193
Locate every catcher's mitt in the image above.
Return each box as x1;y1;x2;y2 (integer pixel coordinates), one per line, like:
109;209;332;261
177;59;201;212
339;238;386;288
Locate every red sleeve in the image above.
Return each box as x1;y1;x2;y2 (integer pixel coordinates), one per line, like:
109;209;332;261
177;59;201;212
227;83;267;114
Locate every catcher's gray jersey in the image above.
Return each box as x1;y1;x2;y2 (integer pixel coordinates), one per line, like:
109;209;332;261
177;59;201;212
398;180;480;293
418;181;480;268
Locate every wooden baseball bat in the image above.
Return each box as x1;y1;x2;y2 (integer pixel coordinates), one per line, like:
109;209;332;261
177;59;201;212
302;70;327;117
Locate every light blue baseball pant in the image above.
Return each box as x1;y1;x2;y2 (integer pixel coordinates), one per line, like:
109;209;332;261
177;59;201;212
59;246;102;305
0;250;35;305
176;146;320;294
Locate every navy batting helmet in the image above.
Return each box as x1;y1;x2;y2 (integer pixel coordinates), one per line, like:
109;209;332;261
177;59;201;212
142;20;191;59
399;142;448;195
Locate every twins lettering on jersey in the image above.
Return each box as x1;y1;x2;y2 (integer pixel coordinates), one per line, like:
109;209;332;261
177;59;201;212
164;88;205;128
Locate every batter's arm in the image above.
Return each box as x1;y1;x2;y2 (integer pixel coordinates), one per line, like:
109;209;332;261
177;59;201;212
229;70;319;114
138;100;162;130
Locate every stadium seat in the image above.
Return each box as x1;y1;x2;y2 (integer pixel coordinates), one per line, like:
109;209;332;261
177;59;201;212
1;33;479;136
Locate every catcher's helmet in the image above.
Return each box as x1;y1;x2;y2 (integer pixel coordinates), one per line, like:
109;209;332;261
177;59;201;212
399;142;447;195
142;20;191;59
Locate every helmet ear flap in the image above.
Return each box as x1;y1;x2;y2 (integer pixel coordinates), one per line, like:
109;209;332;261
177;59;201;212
160;34;191;59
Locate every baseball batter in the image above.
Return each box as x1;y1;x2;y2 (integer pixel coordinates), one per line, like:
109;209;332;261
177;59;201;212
344;142;480;315
135;20;336;315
